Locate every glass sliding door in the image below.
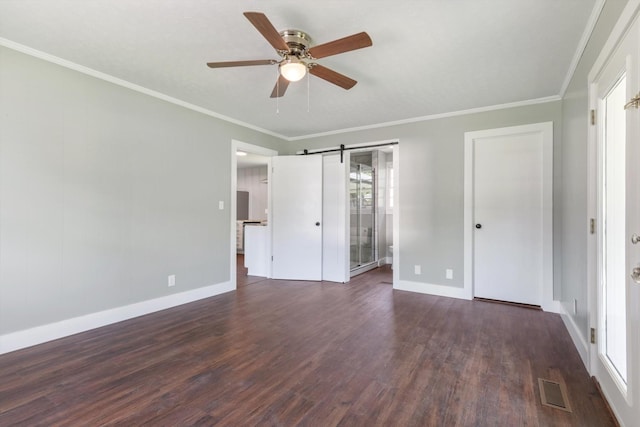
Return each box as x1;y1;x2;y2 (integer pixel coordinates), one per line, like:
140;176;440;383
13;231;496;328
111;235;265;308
350;152;376;271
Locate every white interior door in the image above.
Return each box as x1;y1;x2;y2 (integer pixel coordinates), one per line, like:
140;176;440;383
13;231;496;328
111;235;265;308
271;155;323;280
590;13;640;426
469;123;552;306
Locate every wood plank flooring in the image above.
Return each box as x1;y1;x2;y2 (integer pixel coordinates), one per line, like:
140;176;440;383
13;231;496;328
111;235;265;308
0;259;615;426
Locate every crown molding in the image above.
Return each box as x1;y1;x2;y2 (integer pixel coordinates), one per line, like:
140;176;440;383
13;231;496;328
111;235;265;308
2;37;564;143
0;38;289;141
558;0;606;97
286;96;562;141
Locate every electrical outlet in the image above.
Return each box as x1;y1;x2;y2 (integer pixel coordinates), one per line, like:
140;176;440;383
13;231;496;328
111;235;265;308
446;269;453;280
168;274;176;287
218;201;224;210
414;265;421;275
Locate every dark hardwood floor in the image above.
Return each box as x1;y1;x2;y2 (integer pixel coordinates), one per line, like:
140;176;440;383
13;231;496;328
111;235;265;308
0;257;615;426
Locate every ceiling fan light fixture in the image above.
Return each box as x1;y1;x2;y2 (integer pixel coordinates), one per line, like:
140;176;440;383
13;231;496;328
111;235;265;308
280;58;307;82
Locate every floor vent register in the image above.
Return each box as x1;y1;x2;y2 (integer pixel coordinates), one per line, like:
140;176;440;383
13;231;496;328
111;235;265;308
538;378;572;413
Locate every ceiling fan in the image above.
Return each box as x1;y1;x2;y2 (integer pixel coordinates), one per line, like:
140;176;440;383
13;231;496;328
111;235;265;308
206;12;372;98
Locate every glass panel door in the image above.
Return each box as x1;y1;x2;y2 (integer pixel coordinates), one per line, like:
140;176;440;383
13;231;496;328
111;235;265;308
590;15;640;424
601;74;627;386
350;154;376;270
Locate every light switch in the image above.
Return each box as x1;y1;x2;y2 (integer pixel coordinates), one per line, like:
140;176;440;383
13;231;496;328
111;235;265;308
219;201;224;210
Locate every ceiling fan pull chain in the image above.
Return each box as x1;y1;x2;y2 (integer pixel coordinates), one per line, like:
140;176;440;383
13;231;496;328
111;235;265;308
307;70;310;113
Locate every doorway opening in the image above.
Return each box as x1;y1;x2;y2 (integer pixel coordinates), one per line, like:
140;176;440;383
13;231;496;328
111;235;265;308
236;152;269;281
349;148;394;277
350;152;376;271
230;140;277;288
234;140;398;286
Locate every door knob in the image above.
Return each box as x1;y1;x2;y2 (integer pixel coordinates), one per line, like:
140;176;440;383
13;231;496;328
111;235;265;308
475;224;482;229
632;234;640;244
632;267;640;284
315;222;321;226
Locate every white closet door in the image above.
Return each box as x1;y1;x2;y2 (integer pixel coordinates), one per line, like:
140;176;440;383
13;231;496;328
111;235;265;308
471;123;551;306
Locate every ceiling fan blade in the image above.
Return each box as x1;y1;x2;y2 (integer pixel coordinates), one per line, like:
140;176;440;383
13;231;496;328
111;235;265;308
308;32;372;59
244;12;290;52
309;64;357;90
270;75;290;98
207;59;275;68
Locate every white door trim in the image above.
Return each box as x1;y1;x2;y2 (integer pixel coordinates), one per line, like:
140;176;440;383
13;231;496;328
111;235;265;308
392;143;400;287
230;140;278;288
587;3;640;424
463;122;555;311
588;0;640;376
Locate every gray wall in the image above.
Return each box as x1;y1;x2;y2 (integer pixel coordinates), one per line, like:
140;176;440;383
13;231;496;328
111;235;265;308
560;0;629;338
287;102;563;289
0;46;286;334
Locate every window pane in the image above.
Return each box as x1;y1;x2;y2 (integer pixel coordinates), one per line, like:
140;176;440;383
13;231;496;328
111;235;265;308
603;75;627;383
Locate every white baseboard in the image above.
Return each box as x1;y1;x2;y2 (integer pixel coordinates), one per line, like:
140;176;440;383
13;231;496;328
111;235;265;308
0;280;234;355
542;299;563;314
558;304;590;371
376;257;392;267
393;280;471;300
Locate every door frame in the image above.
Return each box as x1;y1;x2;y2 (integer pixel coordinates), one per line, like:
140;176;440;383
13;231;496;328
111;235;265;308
230;140;278;288
587;1;640;423
463;122;555;310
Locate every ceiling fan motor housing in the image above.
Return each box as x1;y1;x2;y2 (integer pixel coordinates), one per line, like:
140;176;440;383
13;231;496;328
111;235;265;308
279;29;312;57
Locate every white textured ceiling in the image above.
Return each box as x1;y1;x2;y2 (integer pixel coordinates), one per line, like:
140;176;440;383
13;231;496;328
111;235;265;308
0;0;598;140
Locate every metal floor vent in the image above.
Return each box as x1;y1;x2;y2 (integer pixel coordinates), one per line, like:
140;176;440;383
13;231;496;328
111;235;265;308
538;378;572;412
